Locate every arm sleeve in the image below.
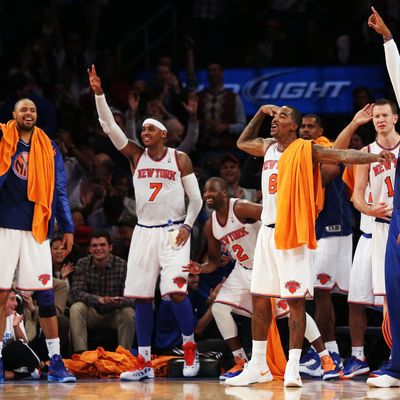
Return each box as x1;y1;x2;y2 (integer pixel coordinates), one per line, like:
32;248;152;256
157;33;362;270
384;40;400;107
54;143;75;233
95;94;129;150
181;173;203;227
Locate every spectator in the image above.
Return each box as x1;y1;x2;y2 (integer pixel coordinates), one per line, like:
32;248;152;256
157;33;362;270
69;230;135;353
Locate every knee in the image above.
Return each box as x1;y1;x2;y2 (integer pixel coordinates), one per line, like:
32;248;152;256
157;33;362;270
117;307;135;324
70;302;88;317
212;302;231;320
287;299;305;314
170;293;186;303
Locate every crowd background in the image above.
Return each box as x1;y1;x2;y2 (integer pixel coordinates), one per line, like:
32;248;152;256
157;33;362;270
1;0;398;369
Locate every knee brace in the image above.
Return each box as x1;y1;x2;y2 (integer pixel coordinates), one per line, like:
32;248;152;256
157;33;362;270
34;289;56;318
212;302;238;340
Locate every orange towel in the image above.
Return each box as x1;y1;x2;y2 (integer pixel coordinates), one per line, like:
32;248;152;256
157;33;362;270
275;138;324;250
0;120;54;243
342;165;356;200
267;307;287;379
314;135;333;147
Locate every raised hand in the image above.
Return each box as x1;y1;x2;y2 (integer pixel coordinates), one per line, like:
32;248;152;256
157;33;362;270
182;92;198;117
260;104;280;117
87;64;104;95
368;6;392;38
352;103;374;126
61;262;75;280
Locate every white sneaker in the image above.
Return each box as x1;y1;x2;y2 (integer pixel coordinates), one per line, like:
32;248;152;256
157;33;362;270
284;361;303;387
182;342;200;377
120;355;155;381
225;360;273;386
367;374;400;388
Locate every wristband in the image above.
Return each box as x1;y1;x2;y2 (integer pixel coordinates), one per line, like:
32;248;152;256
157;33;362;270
384;35;393;42
182;224;192;233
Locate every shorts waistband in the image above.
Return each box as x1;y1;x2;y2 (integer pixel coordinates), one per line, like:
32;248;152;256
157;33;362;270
375;217;390;224
137;220;184;229
362;233;372;239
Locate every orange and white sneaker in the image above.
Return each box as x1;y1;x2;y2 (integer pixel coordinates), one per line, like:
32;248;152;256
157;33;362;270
219;357;247;380
182;342;200;377
120;354;155;381
225;360;273;386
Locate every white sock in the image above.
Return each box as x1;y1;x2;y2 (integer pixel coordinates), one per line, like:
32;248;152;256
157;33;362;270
182;333;195;345
324;341;339;354
0;341;3;356
318;349;329;359
251;340;267;367
288;349;302;363
232;348;248;361
46;338;60;358
351;346;365;361
139;346;152;362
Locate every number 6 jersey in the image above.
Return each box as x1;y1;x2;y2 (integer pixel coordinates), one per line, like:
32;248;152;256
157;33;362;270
211;198;261;269
133;147;186;226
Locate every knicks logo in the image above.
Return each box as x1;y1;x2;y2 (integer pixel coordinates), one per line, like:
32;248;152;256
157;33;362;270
13;152;29;180
173;276;187;288
316;273;332;285
38;273;51;286
277;300;288;310
284;280;301;294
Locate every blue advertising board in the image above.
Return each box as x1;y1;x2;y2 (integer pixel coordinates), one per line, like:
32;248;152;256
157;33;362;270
180;66;387;115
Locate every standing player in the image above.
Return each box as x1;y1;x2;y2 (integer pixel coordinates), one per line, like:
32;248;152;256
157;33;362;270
368;6;400;387
223;103;393;387
88;65;203;380
188;177;340;382
0;98;76;383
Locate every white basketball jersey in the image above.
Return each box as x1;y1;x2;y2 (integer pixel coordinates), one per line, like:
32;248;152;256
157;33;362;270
368;140;400;207
260;142;282;225
133;147;186;225
211;198;261;269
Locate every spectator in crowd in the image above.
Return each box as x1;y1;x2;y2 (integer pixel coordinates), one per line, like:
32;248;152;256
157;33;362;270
69;230;135;354
51;235;75;293
2;290;43;380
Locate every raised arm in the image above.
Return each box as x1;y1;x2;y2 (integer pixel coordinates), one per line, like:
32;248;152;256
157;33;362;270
237;105;279;156
88;65;143;165
233;199;262;222
312;144;393;165
332;104;374;149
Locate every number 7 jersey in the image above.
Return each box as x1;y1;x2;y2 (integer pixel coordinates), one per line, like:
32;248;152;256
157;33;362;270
133;147;186;225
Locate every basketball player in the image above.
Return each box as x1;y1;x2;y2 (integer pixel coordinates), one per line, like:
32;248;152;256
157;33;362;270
88;65;203;380
187;177;341;381
0;98;76;383
367;6;400;388
223;103;393;387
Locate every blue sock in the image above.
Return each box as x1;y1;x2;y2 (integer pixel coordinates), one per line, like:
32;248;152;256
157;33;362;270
170;297;195;336
135;303;153;346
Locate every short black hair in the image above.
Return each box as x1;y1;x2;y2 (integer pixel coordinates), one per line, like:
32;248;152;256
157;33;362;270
90;230;112;245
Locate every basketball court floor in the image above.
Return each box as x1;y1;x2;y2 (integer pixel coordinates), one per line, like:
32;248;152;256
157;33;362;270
2;376;399;400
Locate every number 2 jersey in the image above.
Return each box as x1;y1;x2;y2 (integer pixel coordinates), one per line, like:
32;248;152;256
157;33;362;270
133;147;186;226
211;198;261;269
368;140;400;212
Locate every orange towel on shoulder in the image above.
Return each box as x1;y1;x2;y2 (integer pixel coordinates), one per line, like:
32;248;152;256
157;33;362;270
275;138;324;250
314;135;333;148
0;120;54;243
342;165;356;199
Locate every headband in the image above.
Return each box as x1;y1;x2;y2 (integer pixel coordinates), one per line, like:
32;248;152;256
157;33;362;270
142;118;167;131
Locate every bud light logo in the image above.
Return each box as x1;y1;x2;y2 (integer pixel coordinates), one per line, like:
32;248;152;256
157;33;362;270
242;70;351;104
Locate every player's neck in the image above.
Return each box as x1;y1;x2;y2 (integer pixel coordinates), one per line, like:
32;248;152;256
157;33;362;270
377;130;400;147
147;144;167;160
215;200;229;225
18;129;33;144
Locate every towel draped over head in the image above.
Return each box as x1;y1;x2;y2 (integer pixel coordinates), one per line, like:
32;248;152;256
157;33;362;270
0;120;54;243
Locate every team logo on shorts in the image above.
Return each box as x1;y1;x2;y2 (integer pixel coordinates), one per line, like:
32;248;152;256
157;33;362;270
277;300;288;310
173;276;187;288
284;280;301;294
316;273;332;285
13;152;29;179
38;273;51;286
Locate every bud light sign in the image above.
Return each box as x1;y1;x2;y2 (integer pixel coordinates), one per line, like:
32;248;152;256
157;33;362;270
181;66;386;115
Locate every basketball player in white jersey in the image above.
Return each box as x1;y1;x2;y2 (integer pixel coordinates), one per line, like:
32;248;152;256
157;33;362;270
186;177;341;382
353;99;400;307
223;104;393;387
88;65;203;380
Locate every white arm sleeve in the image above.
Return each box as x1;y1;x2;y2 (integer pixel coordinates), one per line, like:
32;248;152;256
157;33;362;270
384;40;400;107
181;173;202;228
95;94;129;150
